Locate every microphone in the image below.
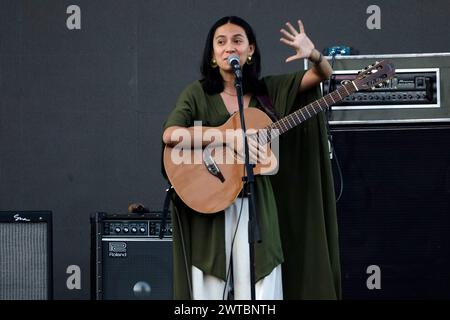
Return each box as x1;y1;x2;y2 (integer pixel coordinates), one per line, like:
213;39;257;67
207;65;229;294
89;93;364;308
227;54;242;79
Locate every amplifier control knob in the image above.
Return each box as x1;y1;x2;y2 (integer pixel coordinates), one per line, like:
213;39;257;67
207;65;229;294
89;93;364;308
123;227;129;233
140;227;146;233
131;227;137;233
114;227;121;233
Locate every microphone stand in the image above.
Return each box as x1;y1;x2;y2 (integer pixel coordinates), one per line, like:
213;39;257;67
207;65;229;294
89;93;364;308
233;74;261;301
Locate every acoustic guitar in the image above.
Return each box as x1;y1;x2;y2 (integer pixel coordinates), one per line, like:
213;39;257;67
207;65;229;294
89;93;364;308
163;60;395;213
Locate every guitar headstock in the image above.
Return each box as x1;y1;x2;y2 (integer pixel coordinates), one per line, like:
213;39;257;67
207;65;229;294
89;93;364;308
353;60;396;91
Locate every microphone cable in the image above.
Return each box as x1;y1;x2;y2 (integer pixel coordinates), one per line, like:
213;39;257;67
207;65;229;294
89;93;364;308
222;172;246;300
324;50;344;203
222;188;245;300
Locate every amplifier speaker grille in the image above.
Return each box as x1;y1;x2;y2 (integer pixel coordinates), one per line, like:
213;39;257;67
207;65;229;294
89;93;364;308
332;126;450;299
101;240;172;300
0;211;52;300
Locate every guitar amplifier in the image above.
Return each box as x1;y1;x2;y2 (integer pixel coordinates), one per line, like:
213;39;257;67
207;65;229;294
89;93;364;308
307;52;450;125
323;69;438;107
331;125;450;299
91;211;173;300
0;211;53;300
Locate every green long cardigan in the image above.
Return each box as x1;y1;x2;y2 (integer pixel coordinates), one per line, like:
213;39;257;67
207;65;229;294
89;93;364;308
162;71;341;299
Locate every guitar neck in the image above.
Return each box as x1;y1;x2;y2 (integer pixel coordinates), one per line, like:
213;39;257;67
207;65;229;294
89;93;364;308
259;82;357;144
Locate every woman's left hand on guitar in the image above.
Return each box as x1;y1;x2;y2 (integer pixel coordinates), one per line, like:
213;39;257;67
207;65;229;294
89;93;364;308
230;132;266;165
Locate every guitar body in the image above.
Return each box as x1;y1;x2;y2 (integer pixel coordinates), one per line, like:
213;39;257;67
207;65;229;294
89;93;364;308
163;108;276;213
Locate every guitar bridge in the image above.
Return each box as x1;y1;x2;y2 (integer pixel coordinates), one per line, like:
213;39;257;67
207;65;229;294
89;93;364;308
203;147;225;183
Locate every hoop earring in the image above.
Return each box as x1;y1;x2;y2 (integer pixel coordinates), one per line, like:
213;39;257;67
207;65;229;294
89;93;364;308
246;56;254;65
211;58;218;68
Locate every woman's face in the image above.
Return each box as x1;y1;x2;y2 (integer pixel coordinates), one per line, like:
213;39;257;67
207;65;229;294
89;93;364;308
212;23;255;75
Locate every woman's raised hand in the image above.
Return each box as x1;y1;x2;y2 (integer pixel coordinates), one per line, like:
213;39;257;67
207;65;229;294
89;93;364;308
280;20;315;63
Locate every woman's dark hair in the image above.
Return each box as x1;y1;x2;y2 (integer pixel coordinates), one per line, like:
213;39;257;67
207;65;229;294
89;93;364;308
200;16;265;95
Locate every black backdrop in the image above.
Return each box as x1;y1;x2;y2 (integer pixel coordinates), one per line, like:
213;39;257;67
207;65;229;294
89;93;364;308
1;0;449;299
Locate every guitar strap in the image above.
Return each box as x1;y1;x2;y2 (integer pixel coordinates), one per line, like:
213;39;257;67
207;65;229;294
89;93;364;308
256;94;278;122
159;184;174;239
